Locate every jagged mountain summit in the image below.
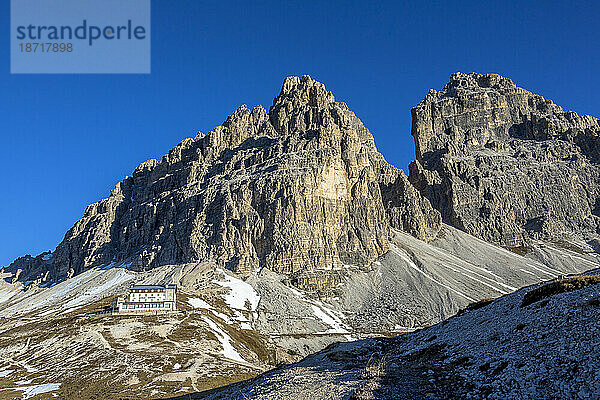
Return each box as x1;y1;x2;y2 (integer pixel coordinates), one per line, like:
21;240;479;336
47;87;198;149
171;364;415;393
1;73;599;400
410;72;600;247
7;75;440;286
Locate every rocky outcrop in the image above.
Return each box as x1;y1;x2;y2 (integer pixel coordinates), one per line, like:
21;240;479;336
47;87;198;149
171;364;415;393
8;76;440;283
379;166;441;242
5;252;53;285
410;72;600;246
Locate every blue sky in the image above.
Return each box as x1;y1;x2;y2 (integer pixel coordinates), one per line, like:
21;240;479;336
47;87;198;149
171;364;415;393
1;0;599;266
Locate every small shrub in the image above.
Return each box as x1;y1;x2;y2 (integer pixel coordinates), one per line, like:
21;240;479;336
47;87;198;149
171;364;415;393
538;299;549;308
587;298;600;307
450;356;472;367
467;298;494;311
521;275;600;307
351;356;386;400
492;361;509;375
457;298;494;316
425;335;437;342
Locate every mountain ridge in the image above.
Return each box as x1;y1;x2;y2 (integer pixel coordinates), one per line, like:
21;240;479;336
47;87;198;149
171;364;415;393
6;75;441;288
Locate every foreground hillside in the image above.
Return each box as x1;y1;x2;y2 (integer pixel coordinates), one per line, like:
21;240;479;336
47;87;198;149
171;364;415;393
191;273;600;400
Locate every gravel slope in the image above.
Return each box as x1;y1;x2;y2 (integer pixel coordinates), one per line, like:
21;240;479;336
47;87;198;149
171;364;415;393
190;271;600;400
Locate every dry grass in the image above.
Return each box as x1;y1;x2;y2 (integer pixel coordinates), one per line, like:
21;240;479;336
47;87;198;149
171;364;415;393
0;388;27;400
350;355;387;400
194;371;257;394
551;240;589;255
0;293;267;400
521;275;600;307
506;245;530;256
168;314;218;343
217;319;276;365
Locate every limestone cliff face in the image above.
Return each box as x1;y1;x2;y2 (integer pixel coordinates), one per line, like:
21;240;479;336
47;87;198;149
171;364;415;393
410;72;600;246
8;76;440;283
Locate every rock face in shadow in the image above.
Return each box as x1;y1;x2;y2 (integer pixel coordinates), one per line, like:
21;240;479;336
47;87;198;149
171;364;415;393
410;72;600;246
7;76;440;283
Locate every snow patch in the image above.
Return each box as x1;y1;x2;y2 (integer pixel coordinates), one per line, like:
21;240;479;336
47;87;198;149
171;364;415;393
0;369;14;378
12;269;105;314
526;263;557;278
239;322;252;330
232;310;249;322
200;316;245;362
13;383;61;399
519;268;538;277
286;283;351;334
287;285;305;298
213;269;260;311
187;298;213;309
210;310;233;323
311;304;349;334
24;365;39;373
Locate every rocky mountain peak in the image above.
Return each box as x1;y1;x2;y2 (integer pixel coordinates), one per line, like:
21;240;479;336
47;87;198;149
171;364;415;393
418;72;518;109
410;72;600;247
276;75;335;106
446;71;516;92
7;76;440;286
